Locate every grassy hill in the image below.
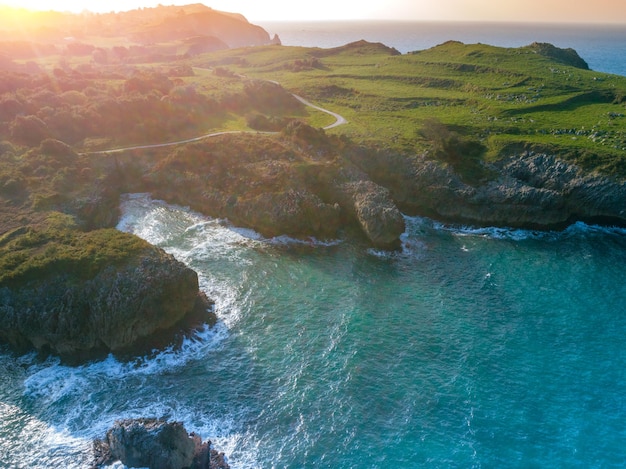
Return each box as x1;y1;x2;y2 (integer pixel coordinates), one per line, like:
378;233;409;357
194;40;626;177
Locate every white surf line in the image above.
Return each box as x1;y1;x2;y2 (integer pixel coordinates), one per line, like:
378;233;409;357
79;79;347;155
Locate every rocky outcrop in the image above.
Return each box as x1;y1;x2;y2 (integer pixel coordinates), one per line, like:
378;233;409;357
92;418;229;469
145;133;407;247
527;42;589;70
147;135;345;242
350;149;626;229
224;189;342;240
344;181;405;248
0;241;214;363
331;177;405;248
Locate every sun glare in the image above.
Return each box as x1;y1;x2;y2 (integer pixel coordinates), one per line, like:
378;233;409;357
1;0;625;23
0;1;105;12
7;0;381;20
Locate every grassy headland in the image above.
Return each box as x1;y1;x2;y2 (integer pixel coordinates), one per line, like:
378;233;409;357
193;40;626;177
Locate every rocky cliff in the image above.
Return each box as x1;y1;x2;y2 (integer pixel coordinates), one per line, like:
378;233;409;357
0;228;214;362
348;148;626;230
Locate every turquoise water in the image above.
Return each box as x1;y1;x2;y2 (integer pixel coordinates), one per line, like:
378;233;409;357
3;194;626;467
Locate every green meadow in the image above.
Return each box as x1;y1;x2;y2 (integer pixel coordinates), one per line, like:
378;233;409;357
193;40;626;177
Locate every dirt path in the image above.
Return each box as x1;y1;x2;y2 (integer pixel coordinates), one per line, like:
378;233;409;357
82;79;347;155
292;94;348;130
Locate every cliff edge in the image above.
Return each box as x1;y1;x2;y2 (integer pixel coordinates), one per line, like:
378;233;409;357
0;226;214;362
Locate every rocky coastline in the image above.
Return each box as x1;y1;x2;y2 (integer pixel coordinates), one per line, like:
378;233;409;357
346;146;626;233
141;131;626;252
2;130;625;365
2;7;624;466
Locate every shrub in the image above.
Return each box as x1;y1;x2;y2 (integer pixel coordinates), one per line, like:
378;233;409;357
10;115;51;147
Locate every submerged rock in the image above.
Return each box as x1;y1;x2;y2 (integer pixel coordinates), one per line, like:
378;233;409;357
92;418;229;469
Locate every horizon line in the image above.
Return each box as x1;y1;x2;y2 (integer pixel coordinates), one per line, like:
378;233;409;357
0;4;625;25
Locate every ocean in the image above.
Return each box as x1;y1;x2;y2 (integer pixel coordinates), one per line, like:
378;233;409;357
260;21;626;76
3;21;626;468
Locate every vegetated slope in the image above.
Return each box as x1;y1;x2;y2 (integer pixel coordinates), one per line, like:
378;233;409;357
203;39;626;178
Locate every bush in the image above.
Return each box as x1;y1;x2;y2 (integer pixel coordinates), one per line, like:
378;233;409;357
419;118;490;184
10;115;51;146
419;118;485;163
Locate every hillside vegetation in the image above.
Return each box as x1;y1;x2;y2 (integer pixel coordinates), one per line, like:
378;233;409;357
196;39;626;177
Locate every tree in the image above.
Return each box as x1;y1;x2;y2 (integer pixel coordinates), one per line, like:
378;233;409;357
10;115;51;146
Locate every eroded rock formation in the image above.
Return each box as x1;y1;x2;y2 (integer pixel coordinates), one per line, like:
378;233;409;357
92;418;229;469
0;241;214;363
349;148;626;230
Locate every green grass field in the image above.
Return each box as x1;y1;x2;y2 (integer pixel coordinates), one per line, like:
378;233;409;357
191;40;626;177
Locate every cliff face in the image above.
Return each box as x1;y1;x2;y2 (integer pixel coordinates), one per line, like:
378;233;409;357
348;149;626;230
0;231;213;362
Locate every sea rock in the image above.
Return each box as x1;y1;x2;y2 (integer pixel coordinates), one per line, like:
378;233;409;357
92;418;229;469
334;179;405;248
0;244;214;362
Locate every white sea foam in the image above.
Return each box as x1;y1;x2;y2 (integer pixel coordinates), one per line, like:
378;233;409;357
23;324;227;402
403;214;626;242
117;194;343;328
0;402;92;469
268;234;343;247
119;193;343;252
14;321;254;467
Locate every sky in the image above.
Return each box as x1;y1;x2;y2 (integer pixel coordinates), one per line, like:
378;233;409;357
1;0;626;23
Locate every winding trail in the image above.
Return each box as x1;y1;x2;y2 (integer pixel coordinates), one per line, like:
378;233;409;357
80;82;347;155
292;94;348;130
